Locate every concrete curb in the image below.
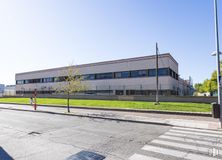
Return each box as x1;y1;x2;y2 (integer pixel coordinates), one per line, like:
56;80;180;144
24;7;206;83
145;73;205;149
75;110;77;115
0;102;212;117
0;107;173;127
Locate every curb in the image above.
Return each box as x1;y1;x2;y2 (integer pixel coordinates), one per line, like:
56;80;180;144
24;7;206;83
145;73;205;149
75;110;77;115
0;107;172;127
0;102;212;117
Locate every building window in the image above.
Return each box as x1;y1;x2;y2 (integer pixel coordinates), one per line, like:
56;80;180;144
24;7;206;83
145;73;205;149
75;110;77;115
96;73;113;79
83;74;95;80
148;69;156;77
175;74;179;80
43;77;54;83
54;77;60;82
149;68;170;77
115;71;130;78
158;68;169;76
16;80;24;84
16;67;177;85
131;70;147;77
33;79;41;83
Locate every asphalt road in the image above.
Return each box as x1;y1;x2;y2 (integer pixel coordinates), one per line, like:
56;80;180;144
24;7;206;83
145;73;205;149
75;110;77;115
0;108;170;160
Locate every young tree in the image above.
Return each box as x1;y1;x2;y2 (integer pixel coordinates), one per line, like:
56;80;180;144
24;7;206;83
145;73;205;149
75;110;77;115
55;65;87;113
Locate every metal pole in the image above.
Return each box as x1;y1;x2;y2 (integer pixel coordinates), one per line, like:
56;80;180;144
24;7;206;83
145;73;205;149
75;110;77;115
214;0;222;124
155;43;160;105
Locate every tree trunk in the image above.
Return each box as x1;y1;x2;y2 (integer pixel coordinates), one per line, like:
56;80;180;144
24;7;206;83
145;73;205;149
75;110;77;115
67;92;70;113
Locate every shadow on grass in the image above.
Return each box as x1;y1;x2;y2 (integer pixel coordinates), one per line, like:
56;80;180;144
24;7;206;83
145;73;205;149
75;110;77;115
0;147;13;160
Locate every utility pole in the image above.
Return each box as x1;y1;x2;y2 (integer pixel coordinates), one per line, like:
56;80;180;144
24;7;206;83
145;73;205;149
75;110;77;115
214;0;222;125
155;43;160;105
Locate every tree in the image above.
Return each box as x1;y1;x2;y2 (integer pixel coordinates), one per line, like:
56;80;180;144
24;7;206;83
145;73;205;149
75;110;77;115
195;71;219;96
210;71;217;93
202;79;211;93
194;61;222;96
194;83;204;93
55;65;87;113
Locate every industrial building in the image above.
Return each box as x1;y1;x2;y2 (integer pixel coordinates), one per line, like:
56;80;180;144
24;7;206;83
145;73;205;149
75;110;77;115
15;53;193;96
0;84;5;97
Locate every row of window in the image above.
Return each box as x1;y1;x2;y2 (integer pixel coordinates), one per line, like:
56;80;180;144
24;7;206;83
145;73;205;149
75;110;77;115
16;89;178;96
16;67;178;85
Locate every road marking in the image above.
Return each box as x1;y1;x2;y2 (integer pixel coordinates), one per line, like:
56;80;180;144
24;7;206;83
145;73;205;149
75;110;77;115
172;126;222;135
169;129;222;138
151;139;222;156
129;127;222;160
142;145;222;160
165;132;222;142
159;135;222;148
129;153;162;160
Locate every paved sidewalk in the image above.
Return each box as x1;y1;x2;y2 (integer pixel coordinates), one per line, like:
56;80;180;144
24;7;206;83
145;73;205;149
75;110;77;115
0;103;220;130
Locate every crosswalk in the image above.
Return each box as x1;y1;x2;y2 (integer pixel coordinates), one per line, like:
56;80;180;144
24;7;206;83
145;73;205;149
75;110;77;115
129;126;222;160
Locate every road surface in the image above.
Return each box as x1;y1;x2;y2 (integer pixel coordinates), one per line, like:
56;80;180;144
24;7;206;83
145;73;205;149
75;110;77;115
0;106;221;160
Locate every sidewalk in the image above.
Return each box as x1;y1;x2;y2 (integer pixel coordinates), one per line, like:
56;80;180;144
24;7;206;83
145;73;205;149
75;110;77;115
0;103;220;130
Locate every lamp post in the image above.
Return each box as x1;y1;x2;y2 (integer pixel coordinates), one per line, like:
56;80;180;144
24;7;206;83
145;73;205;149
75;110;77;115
155;42;160;105
213;0;222;126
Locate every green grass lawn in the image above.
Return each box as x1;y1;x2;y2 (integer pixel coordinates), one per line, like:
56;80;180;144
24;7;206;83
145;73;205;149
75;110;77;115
0;97;211;113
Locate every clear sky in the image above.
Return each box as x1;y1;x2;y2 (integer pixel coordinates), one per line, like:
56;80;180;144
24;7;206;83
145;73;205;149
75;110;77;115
0;0;221;85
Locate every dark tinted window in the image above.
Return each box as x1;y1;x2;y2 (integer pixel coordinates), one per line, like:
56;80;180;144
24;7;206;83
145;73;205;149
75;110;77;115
16;67;176;84
33;79;41;83
83;74;95;80
96;73;113;79
148;69;156;76
131;70;147;77
54;77;60;82
149;68;169;76
175;74;179;80
16;80;24;84
170;69;173;77
115;71;130;78
158;68;169;76
43;77;54;83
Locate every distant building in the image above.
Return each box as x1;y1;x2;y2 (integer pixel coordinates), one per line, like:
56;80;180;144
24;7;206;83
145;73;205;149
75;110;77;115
178;78;194;96
0;84;5;97
15;53;193;96
4;85;16;96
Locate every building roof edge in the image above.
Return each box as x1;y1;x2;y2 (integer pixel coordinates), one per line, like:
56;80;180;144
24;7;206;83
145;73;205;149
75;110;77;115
16;53;178;76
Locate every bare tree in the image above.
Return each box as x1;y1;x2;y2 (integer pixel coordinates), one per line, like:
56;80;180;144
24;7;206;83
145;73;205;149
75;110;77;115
55;65;87;113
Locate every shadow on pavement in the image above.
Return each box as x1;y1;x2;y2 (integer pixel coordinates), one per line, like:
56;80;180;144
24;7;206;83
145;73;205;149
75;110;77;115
0;147;13;160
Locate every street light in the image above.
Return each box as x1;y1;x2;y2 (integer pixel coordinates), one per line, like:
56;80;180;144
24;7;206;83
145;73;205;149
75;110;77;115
211;51;222;56
212;0;222;127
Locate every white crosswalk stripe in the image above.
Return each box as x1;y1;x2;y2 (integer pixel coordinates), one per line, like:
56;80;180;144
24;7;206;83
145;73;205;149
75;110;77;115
128;126;222;160
142;145;222;160
172;126;222;135
165;131;222;142
159;135;222;148
129;153;162;160
169;129;222;138
151;139;222;155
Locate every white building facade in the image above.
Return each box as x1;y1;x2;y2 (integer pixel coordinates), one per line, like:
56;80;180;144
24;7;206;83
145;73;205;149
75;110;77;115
15;53;192;96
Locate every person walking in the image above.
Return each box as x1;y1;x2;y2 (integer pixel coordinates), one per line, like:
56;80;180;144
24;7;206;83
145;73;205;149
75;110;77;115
30;97;33;105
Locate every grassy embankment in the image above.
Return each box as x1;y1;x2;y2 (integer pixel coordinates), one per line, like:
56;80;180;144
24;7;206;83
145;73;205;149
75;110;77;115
0;98;211;113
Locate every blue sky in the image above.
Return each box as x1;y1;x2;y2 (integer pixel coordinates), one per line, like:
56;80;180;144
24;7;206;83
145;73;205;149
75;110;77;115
0;0;221;85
